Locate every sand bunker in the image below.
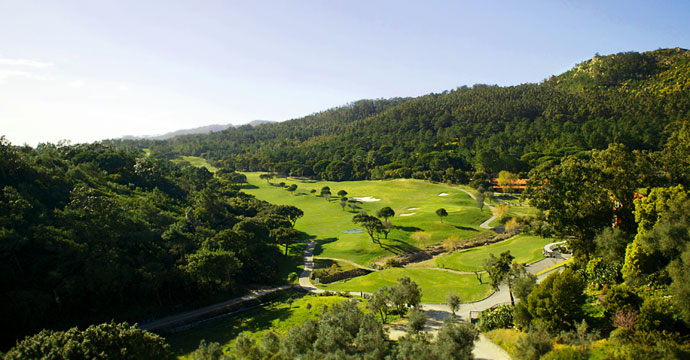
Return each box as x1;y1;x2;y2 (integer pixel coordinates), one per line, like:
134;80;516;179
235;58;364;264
352;196;381;202
407;207;419;210
438;193;449;196
341;228;365;234
399;213;416;217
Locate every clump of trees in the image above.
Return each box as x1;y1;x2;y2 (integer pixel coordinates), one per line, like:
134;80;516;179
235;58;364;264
4;321;174;360
368;277;422;323
0;139;303;348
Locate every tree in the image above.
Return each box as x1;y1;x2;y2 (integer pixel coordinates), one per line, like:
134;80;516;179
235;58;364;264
368;287;392;323
184;249;242;293
271;227;301;256
348;200;361;212
339;199;347;211
407;307;427;333
433;319;478;360
377;206;395;222
483;251;515;304
475;190;486;211
259;173;274;184
286;183;297;195
4;321;175;360
390;277;422;316
498;170;519;194
337;190;348;198
525;156;614;262
275;205;304;228
353;213;384;245
380;220;393;239
526;267;585;332
436;208;448;223
446;294;461;319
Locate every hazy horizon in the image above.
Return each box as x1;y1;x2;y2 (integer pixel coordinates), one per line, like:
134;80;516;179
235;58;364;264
2;0;689;146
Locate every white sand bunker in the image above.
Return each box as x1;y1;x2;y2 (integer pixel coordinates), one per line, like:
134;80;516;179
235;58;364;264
407;207;419;210
400;213;416;217
438;193;449;196
341;228;365;234
352;196;381;202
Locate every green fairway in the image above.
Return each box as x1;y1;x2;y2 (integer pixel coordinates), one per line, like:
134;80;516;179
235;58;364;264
243;173;492;265
165;292;361;358
434;234;553;271
172;155;218;172
316;267;493;303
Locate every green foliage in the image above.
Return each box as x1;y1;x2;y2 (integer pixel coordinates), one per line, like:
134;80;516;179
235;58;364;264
434;319;479;360
526;268;585;333
407;307;427;333
435;208;448;222
526;156;614;260
0;141;295;346
478;305;514;332
514;323;553;360
4;321;174;360
107;49;690;182
602;284;641;318
446;293;461;318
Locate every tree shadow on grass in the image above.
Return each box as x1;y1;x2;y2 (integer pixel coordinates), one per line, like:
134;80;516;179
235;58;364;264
453;225;479;232
312;238;338;256
395;225;423;232
379;239;420;255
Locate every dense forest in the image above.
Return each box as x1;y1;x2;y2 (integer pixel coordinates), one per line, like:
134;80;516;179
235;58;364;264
0;138;303;349
107;48;690;181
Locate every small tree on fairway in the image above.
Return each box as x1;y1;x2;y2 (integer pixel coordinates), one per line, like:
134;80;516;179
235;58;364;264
348;200;361;212
436;208;448;223
286;184;297;195
337;190;348;198
377;206;395;222
259;173;274;184
447;294;461;319
381;220;393;239
320;186;330;196
339;199;347;211
475;191;486;211
353;213;384;245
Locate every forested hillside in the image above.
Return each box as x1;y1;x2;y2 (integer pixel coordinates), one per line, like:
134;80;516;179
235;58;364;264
0;138;301;348
107;48;690;181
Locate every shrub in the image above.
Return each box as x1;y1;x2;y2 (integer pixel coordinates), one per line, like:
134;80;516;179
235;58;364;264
478;305;514;332
514;323;553;360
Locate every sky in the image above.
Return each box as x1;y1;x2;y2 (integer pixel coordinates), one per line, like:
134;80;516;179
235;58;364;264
1;0;689;146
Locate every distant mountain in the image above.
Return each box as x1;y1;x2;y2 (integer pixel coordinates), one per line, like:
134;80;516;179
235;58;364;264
121;120;274;140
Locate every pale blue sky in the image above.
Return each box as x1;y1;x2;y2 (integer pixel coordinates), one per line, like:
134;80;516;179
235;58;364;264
1;0;689;145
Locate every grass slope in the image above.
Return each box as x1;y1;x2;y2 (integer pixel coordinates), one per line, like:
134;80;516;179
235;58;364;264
243;173;492;265
434;234;553;271
316;268;492;303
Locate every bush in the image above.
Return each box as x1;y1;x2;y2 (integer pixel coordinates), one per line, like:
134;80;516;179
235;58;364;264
515;323;553;360
478;305;514;332
541;347;590;360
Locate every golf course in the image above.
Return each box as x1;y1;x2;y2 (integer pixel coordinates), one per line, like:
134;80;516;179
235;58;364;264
242;172;554;303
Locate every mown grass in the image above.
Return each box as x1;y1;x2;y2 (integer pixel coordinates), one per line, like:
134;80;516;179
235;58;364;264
172;155;218;172
243;173;492;265
434;234;553;271
165;292;363;358
316;267;492;303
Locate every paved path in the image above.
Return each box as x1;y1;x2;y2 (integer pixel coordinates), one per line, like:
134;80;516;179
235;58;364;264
140;284;294;331
459;188;496;229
